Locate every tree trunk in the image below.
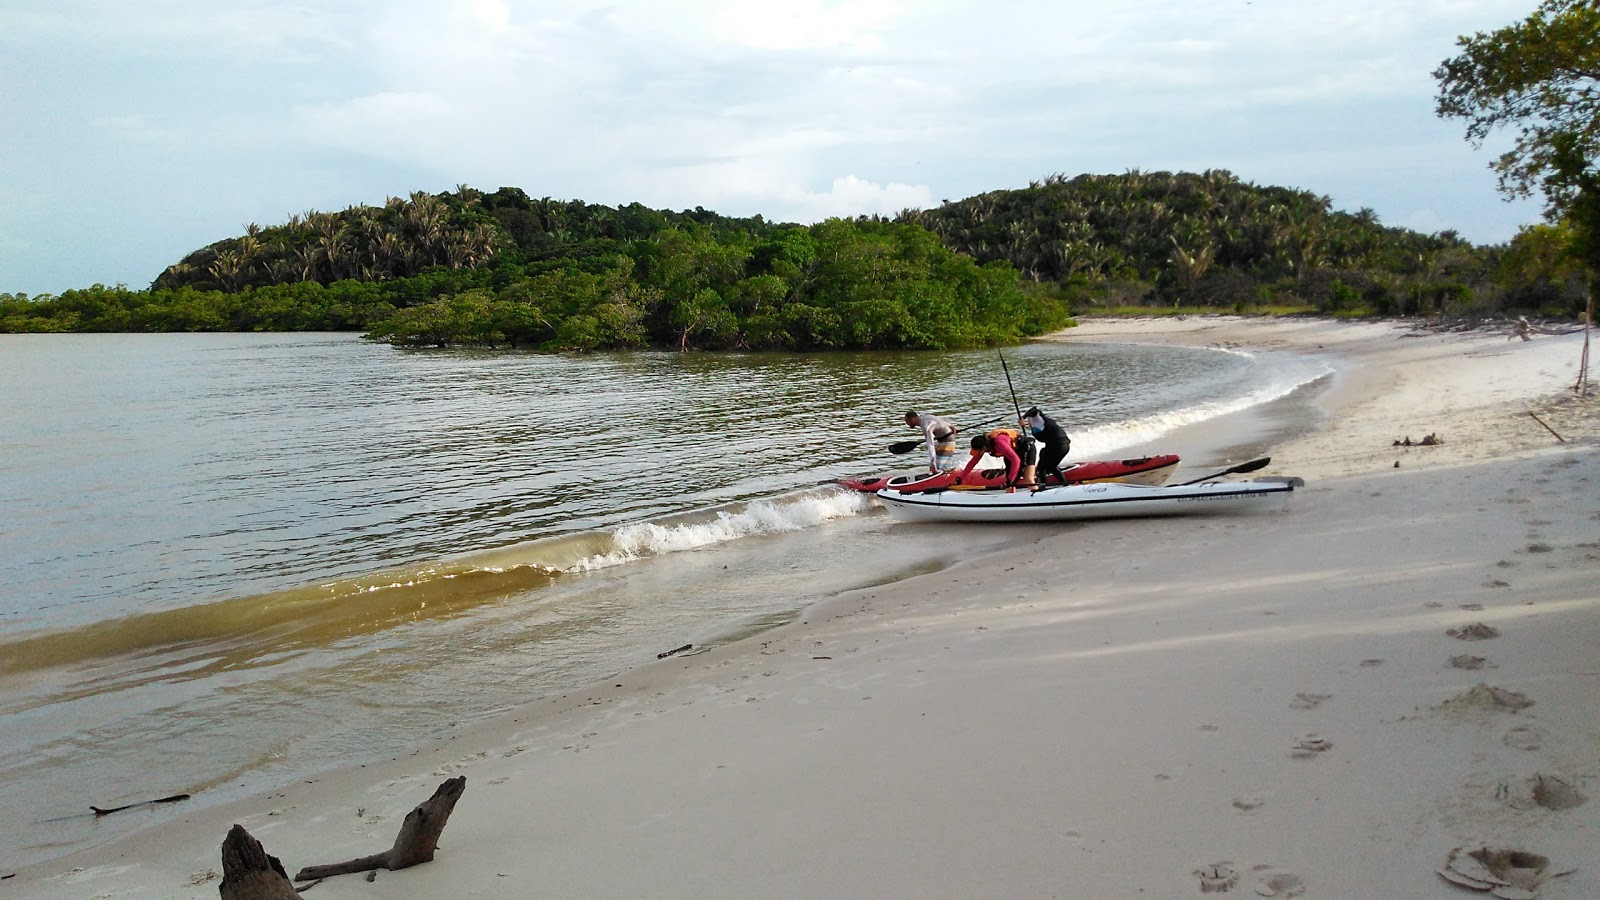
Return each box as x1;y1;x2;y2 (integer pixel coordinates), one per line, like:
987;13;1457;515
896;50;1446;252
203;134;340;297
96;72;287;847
219;825;301;900
292;776;466;882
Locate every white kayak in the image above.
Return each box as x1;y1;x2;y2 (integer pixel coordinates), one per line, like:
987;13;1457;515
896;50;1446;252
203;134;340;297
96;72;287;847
875;478;1294;524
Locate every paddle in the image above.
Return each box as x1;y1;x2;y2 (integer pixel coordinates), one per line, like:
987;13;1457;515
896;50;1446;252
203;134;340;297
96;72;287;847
1174;456;1272;486
887;415;1009;455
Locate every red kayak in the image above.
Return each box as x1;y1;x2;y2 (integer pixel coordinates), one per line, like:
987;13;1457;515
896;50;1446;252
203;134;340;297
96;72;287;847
836;454;1182;494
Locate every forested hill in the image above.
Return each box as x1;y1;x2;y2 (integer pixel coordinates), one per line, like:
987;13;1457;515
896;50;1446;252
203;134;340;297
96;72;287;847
150;187;782;295
2;173;1585;346
3;186;1064;350
897;169;1553;314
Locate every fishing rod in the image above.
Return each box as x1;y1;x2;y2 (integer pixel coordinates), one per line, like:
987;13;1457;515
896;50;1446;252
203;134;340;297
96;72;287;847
998;349;1024;425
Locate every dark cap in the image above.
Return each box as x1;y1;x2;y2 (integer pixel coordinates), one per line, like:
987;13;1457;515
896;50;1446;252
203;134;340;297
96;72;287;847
1023;406;1042;418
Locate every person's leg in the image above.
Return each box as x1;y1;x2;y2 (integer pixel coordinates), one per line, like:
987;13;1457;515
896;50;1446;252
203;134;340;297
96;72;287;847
1038;444;1067;483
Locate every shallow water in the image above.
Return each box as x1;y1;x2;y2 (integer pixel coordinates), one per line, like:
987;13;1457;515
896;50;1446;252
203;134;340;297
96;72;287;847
0;332;1332;866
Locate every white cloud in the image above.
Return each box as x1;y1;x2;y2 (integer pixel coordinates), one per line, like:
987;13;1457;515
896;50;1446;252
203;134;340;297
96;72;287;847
774;175;934;222
0;0;1553;292
710;0;909;51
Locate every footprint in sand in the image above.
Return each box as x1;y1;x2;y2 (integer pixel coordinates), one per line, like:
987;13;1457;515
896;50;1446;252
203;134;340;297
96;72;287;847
1482;580;1511;588
1438;684;1534;712
1447;622;1500;640
1290;735;1333;758
1289;692;1331;710
1450;654;1494;670
1503;726;1546;751
1460;602;1485;611
1251;867;1306;897
1232;795;1264;813
1195;863;1238;893
1359;658;1383;667
1496;774;1587;811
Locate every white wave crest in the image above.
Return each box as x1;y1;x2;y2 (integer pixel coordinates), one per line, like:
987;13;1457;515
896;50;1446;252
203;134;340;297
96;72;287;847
569;489;871;571
1071;354;1333;458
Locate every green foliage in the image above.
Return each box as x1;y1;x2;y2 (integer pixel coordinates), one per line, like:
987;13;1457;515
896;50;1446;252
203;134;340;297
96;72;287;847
895;169;1505;317
10;170;1574;342
1433;0;1600;211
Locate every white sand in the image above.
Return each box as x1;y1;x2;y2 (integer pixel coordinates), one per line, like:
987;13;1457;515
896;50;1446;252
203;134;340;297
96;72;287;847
9;317;1598;899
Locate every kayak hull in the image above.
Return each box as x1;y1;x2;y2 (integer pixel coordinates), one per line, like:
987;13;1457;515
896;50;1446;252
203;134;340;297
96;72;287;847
837;454;1181;494
875;479;1293;524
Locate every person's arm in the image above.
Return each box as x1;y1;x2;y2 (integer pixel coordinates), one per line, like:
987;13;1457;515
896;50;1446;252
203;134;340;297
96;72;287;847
922;420;940;471
956;449;982;482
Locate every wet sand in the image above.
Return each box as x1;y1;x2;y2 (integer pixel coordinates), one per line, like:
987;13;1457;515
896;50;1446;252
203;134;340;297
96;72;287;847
8;316;1598;898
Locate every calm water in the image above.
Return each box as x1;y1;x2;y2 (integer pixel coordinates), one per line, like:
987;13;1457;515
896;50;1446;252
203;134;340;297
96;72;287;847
0;332;1331;867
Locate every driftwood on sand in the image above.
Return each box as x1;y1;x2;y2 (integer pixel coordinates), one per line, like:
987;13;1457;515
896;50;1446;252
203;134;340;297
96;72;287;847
292;776;466;882
219;825;301;900
215;777;465;899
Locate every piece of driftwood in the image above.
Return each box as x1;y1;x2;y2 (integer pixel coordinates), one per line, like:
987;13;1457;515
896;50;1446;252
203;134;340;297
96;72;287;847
292;776;465;882
91;792;191;815
658;643;693;659
219;824;301;900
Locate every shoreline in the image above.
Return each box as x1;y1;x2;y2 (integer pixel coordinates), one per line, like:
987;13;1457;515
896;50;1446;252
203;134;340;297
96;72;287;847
9;316;1599;898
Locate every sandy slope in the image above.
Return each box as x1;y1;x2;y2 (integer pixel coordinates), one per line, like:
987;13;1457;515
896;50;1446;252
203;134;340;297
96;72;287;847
9;316;1598;899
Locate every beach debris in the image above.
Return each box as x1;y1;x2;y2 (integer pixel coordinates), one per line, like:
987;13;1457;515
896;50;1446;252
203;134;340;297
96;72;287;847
1289;692;1331;710
1196;862;1239;893
292;776;466;883
1290;735;1333;758
1231;795;1264;812
1526;411;1565;442
1392;433;1443;447
1440;684;1534;712
1451;655;1492;670
658;643;693;659
1360;658;1384;667
219;824;300;900
1448;623;1501;641
90;792;191;816
1504;726;1545;751
1496;774;1587;811
1252;870;1305;897
1437;845;1575;897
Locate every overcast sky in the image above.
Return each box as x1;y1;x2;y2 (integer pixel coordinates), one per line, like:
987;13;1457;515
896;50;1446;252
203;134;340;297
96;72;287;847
1;0;1545;296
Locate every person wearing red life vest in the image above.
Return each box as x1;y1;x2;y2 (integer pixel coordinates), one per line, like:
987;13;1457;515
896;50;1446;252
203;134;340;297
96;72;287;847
955;428;1030;493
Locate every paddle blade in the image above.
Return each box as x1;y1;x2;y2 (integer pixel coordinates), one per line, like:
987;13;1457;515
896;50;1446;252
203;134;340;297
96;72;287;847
887;440;923;455
1177;456;1272;486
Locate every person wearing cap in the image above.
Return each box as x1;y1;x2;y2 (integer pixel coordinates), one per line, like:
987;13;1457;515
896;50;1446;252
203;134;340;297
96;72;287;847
903;410;960;473
1020;406;1071;485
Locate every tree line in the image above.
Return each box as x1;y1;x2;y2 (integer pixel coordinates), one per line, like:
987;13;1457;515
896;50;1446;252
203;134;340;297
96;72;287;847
1;195;1062;350
896;168;1587;318
6;0;1596;348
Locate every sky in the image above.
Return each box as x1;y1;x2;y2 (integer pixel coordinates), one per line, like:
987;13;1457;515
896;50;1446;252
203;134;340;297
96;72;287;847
0;0;1548;296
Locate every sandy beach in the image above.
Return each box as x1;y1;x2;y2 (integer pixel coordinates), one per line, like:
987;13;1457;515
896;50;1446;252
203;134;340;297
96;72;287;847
8;316;1598;899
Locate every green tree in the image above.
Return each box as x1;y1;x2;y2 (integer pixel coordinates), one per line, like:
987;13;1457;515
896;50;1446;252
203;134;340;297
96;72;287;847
1434;0;1600;212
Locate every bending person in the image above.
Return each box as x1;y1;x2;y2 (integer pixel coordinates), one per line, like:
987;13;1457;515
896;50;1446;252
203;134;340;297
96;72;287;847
1022;406;1071;485
956;430;1024;493
904;410;960;473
